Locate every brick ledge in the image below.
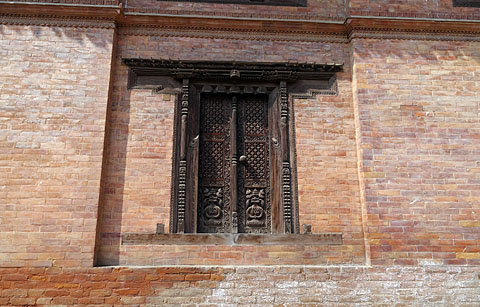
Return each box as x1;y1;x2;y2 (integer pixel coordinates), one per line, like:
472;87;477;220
122;233;342;245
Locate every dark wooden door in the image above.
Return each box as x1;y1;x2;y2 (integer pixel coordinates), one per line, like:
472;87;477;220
197;93;271;233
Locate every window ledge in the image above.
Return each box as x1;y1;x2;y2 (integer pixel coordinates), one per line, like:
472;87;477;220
122;233;342;245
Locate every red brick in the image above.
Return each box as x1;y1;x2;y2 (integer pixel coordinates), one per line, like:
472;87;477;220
185;274;211;281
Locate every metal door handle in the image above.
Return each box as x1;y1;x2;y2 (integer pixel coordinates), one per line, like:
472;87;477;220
239;155;247;163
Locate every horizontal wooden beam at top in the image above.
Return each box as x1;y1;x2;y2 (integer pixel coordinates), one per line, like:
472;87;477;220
122;233;343;245
0;2;121;19
1;1;480;36
123;58;343;74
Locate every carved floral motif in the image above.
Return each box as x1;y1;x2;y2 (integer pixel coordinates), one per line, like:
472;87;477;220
246;189;266;227
201;188;224;227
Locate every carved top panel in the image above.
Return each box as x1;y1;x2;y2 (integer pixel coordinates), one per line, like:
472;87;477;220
123;59;343;82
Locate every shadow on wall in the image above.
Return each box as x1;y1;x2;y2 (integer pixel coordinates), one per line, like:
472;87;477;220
353;39;480;65
0;24;111;49
95;64;132;266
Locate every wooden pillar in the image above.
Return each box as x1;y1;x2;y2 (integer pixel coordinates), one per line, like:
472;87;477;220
230;96;238;233
280;81;293;233
177;78;189;233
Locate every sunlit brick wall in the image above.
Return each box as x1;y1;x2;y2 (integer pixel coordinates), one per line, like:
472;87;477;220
352;38;480;265
0;24;114;267
96;33;366;266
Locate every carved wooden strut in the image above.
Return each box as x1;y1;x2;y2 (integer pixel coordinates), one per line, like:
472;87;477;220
280;81;293;233
230;96;239;233
177;78;189;233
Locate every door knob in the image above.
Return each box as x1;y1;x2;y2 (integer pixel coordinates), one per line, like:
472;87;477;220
239;155;247;163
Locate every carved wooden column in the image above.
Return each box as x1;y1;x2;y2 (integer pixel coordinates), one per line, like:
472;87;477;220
230;96;238;233
177;78;189;233
280;81;293;233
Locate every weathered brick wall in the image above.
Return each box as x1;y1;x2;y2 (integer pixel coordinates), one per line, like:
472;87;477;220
96;61;176;265
96;33;366;265
124;0;480;20
2;4;480;305
7;0;480;21
124;0;347;20
348;0;480;19
352;38;480;265
0;24;114;267
0;266;479;305
4;0;119;5
295;70;365;263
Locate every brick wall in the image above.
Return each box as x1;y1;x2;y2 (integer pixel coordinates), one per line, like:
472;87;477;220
348;0;480;19
0;24;114;267
2;4;480;305
352;38;480;265
126;0;480;20
6;0;480;21
95;33;366;266
0;266;479;305
124;0;347;21
96;60;176;265
295;70;365;264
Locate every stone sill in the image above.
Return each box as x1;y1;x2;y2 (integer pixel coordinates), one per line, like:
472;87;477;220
122;233;342;246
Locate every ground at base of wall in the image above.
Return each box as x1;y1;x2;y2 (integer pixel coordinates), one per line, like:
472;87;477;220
0;266;479;306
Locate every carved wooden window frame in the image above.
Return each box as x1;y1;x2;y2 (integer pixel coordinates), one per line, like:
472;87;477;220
452;0;480;7
122;59;342;235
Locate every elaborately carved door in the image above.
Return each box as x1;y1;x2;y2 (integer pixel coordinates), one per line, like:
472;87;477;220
197;94;270;233
122;59;343;235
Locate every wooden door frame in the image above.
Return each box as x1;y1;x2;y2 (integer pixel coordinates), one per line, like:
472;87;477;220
190;88;277;234
122;59;342;234
184;82;285;234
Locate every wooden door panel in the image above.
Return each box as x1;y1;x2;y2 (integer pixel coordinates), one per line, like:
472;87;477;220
196;93;271;233
268;88;283;233
197;94;231;233
238;95;270;233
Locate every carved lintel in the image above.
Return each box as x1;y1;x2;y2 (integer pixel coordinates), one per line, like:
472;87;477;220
123;59;343;83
